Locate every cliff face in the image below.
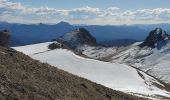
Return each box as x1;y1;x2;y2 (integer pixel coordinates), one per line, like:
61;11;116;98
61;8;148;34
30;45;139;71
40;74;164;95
0;30;10;47
0;46;142;100
139;28;169;49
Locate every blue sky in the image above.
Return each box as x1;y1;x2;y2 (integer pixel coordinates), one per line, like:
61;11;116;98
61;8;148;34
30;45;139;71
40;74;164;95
12;0;170;10
1;0;170;25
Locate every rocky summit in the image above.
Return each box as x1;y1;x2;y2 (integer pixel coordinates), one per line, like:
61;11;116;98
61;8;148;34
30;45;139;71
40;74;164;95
57;28;97;49
139;28;170;49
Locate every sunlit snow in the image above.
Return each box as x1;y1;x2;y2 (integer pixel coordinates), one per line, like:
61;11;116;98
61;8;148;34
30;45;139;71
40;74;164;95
13;42;170;98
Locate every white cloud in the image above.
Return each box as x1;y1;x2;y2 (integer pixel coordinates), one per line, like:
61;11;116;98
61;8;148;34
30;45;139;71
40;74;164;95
0;0;170;24
72;6;100;14
0;0;25;11
107;7;120;10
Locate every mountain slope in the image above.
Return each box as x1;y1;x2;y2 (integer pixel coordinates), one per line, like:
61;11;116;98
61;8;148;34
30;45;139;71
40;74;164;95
0;46;145;100
110;28;170;84
67;28;170;85
13;42;170;99
112;42;170;83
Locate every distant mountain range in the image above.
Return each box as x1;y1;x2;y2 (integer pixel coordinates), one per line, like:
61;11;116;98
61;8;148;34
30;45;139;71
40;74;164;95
1;21;170;46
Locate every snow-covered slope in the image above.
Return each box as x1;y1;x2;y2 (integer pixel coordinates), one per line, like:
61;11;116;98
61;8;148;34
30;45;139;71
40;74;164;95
111;42;170;83
14;42;52;55
110;28;170;84
77;45;117;60
13;42;170;99
75;28;170;85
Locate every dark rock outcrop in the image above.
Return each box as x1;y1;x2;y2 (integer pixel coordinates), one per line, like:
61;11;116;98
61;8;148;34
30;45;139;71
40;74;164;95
48;42;63;50
139;28;170;49
0;30;10;47
57;28;97;49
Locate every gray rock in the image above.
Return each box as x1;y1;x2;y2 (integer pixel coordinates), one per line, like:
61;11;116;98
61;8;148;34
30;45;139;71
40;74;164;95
139;28;169;49
0;30;10;47
57;28;97;49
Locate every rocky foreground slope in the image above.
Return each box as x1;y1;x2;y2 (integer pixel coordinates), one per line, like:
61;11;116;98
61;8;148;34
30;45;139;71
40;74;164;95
0;46;145;100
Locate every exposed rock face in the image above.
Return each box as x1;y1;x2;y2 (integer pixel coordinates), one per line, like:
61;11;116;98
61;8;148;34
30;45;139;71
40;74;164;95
57;28;97;49
0;30;10;47
139;28;170;49
48;42;63;50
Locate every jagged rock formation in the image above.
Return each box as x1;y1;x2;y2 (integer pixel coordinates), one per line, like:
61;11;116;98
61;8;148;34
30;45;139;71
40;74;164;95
0;46;143;100
57;28;97;49
48;42;64;50
0;30;10;47
139;28;170;49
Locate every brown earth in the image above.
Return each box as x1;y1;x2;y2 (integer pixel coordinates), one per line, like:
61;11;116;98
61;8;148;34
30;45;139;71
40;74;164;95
0;46;145;100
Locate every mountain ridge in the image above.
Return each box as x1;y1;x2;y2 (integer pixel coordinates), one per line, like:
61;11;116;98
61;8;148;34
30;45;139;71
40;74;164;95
0;21;150;46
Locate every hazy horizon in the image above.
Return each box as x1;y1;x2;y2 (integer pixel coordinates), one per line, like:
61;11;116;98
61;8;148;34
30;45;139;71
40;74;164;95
1;21;170;26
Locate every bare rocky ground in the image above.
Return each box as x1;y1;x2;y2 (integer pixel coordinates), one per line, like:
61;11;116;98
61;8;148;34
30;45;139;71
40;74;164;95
0;46;145;100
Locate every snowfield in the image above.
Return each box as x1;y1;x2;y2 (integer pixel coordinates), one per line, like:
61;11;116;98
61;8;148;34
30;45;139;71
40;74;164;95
111;42;170;84
14;42;52;55
78;45;117;60
13;42;170;99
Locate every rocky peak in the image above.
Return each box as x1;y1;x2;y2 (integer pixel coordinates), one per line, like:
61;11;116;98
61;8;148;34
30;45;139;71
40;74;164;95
56;21;71;26
0;30;10;47
139;28;169;49
75;28;96;44
57;28;97;49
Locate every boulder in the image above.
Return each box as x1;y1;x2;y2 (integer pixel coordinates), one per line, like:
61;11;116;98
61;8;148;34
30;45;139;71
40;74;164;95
48;42;63;50
0;30;10;47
